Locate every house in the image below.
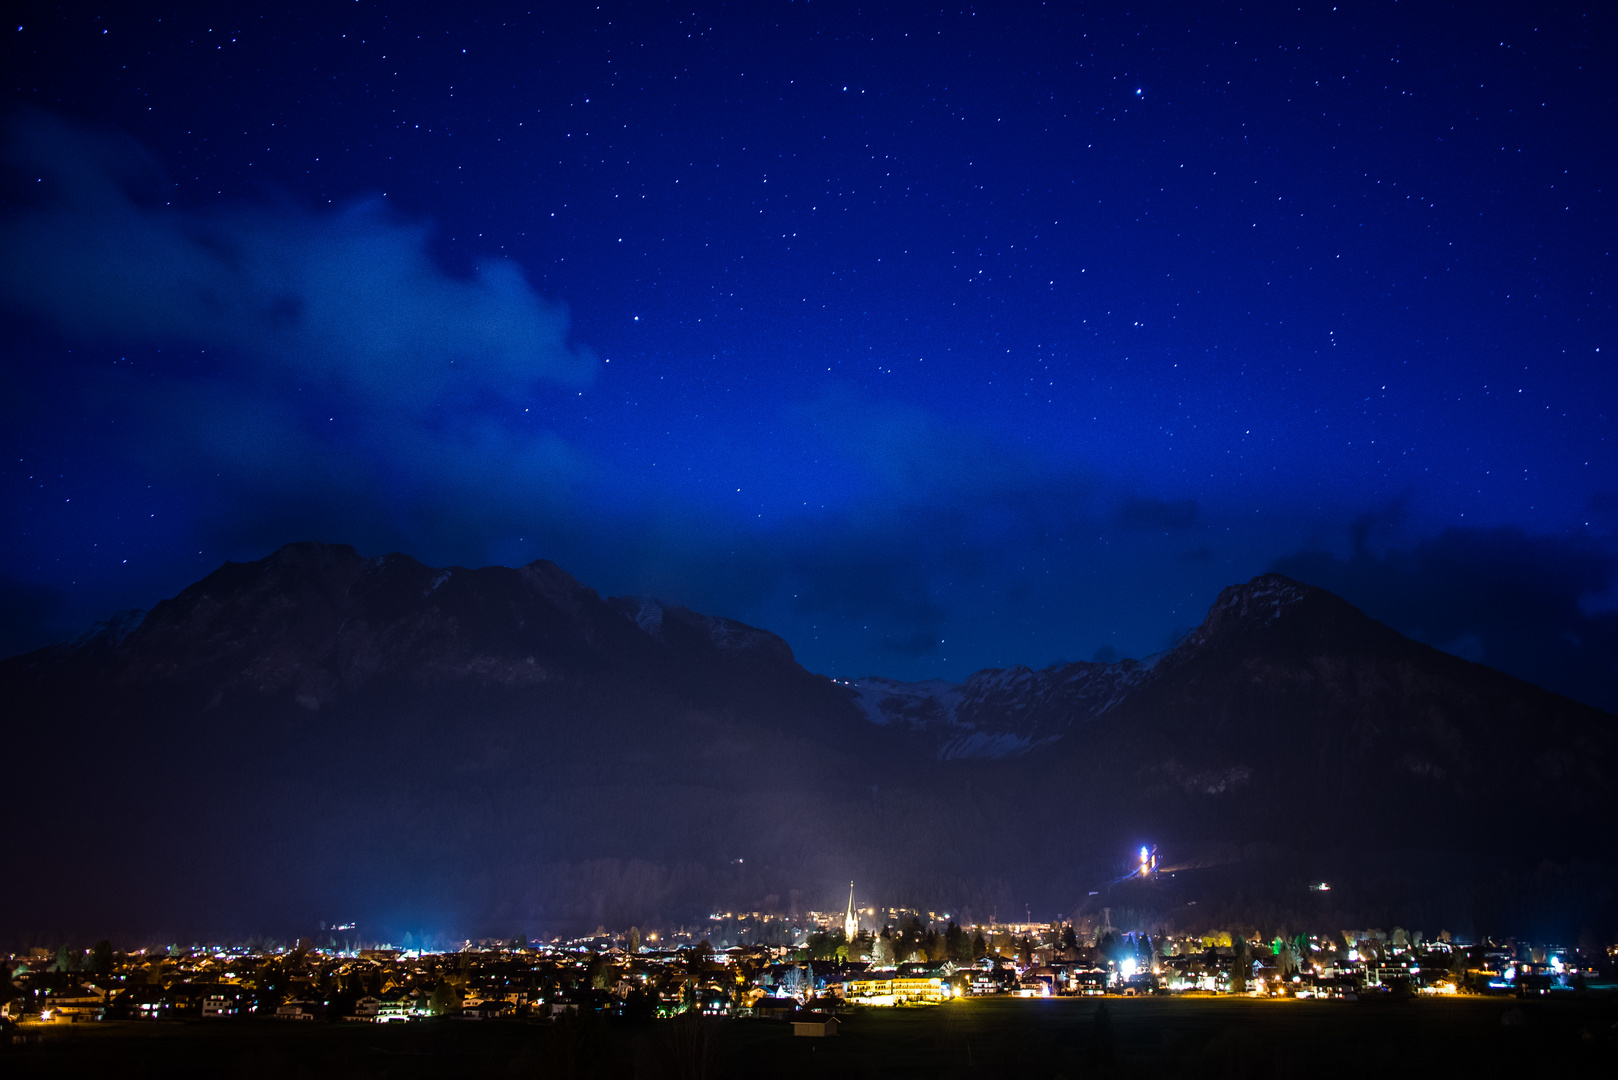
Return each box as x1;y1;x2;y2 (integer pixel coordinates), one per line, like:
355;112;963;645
42;984;106;1023
120;984;176;1021
843;974;949;1005
202;994;242;1018
753;995;798;1020
461;999;509;1020
348;995;382;1020
792;1014;840;1037
275;1000;324;1021
376;994;422;1022
696;987;731;1016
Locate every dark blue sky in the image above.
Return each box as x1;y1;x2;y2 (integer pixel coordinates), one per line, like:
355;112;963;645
3;2;1616;708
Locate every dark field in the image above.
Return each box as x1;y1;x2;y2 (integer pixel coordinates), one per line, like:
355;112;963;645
7;995;1616;1079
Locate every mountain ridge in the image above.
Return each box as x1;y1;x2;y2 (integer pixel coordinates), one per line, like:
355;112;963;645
4;543;1614;941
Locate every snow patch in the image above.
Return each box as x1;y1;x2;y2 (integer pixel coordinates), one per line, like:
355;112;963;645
63;608;147;655
847;677;962;728
633;598;664;636
699;613;780;653
938;730;1037;760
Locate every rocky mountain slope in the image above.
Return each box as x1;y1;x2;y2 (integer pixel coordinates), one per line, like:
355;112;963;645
848;659;1148;760
23;541;842;721
4;542;1614;942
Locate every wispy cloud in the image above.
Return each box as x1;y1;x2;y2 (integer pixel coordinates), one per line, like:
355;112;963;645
0;109;594;409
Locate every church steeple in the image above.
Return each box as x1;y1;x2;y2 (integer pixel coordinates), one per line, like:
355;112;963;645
843;881;858;941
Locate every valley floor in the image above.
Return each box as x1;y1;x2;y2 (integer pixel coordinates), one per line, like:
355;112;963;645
7;994;1616;1078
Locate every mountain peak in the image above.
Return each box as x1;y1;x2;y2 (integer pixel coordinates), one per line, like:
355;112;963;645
1202;571;1312;627
4;545;1614;939
264;539;368;573
1166;572;1448;670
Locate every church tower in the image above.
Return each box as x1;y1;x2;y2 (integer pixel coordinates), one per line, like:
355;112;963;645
843;881;858;941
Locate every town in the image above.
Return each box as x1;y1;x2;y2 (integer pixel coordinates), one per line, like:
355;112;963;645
6;889;1613;1030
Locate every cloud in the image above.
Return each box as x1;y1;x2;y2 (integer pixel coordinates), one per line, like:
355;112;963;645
795;387;1054;500
0;110;603;634
0;112;1300;684
1273;525;1618;713
0;109;594;411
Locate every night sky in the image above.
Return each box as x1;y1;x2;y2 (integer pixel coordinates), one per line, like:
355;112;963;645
3;3;1615;709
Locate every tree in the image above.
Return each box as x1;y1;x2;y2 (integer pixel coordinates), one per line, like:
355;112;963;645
807;930;846;960
628;926;643;954
1061;924;1078;951
1275;939;1298;981
971;930;987;961
252;959;287;1008
779;964;809;1000
1230;936;1250;993
688;940;714;975
86;940;113;974
1449;946;1470;984
51;945;79;973
428;981;460;1016
895;916;925;965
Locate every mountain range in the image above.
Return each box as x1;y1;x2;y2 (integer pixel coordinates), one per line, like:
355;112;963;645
4;541;1614;944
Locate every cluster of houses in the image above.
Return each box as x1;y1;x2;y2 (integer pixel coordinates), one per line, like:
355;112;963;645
3;922;1608;1032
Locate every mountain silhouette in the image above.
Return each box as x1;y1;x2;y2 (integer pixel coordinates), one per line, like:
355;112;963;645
4;543;1612;943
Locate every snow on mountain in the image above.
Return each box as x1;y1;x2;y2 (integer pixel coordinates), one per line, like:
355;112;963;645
844;575;1317;760
1171;573;1310;654
847;676;963;729
849;658;1148;760
609;595;796;661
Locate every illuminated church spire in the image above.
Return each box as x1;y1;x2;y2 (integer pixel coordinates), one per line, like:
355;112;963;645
843;881;858;940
